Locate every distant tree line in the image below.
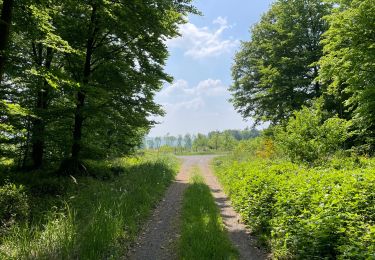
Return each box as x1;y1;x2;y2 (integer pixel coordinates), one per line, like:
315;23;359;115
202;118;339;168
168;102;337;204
145;128;260;152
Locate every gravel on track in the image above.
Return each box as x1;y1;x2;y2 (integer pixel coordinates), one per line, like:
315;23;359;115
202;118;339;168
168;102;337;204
127;155;267;260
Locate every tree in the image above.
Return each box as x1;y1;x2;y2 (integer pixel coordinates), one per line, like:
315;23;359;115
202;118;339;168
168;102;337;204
1;1;75;168
147;139;154;150
0;0;14;84
177;135;183;152
184;133;192;150
27;3;75;168
208;131;221;150
319;0;375;151
164;133;170;146
0;0;198;171
241;128;260;140
193;133;208;152
155;137;162;149
169;136;176;147
222;131;236;150
231;0;332;125
56;0;197;170
0;0;27;163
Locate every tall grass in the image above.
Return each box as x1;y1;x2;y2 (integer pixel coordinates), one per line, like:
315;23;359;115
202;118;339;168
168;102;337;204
0;154;178;259
0;204;75;259
179;168;238;260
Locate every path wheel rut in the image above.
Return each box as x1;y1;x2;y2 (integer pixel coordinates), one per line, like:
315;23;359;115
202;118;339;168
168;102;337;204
127;155;266;260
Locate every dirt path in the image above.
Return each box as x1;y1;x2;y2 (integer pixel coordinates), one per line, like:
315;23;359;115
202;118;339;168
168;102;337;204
192;155;267;260
127;156;194;260
127;155;266;260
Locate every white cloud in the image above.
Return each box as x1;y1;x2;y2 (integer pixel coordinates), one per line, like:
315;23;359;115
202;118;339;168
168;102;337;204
159;78;227;98
165;97;205;112
158;79;190;97
213;16;228;27
167;17;239;59
195;79;227;96
150;78;254;136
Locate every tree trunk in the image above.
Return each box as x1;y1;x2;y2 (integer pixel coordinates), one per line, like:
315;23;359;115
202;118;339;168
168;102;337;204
22;118;32;168
71;90;86;160
70;4;97;162
31;47;53;169
0;0;14;85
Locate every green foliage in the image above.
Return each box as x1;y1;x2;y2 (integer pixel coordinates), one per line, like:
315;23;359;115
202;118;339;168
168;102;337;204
147;129;259;154
193;131;240;152
179;169;238;260
233;138;263;160
0;0;198;169
0;101;30;159
231;0;332;124
275;106;350;163
192;133;210;152
0;154;179;259
0;183;29;232
214;155;375;259
233;137;276;161
319;0;375;150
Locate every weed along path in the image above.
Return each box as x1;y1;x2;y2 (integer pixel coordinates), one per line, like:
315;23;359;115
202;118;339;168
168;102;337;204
128;155;266;260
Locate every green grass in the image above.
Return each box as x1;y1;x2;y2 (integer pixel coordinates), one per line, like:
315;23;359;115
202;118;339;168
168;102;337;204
179;168;238;260
0;154;179;259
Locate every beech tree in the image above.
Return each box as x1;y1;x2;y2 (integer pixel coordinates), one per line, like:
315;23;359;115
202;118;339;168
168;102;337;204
0;0;197;171
230;0;332;124
57;1;197;170
1;1;74;167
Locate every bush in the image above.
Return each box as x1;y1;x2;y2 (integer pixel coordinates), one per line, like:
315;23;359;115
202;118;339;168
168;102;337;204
275;106;350;163
28;177;69;197
214;157;375;259
0;183;29;231
233;137;276;161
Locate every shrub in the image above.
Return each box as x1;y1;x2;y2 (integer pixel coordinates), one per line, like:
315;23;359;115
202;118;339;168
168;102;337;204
233;137;276;161
0;183;29;231
275;106;350;163
214;157;375;259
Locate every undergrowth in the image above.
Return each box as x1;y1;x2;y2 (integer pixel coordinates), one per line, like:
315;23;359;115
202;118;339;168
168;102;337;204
0;153;179;259
213;155;375;259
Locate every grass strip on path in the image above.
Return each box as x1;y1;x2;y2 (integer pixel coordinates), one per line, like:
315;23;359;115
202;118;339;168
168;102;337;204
179;167;238;260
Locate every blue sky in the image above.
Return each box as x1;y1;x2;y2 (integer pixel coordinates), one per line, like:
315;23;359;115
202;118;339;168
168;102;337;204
149;0;274;137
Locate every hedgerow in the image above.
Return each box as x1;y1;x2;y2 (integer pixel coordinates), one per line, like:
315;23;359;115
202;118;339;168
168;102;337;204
214;157;375;259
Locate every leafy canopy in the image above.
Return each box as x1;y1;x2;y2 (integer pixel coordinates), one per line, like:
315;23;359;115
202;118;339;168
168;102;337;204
231;0;332;124
319;0;375;148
